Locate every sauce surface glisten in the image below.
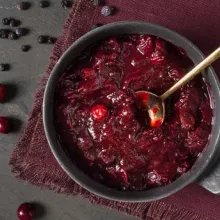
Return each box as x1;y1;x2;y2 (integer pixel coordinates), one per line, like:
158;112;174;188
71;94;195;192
55;35;212;191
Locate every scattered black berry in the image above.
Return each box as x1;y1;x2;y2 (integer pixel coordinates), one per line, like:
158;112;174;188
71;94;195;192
47;37;57;44
93;0;102;7
91;24;101;30
8;32;17;40
0;64;10;71
39;0;50;8
15;28;27;37
38;35;47;44
21;45;30;52
2;18;10;26
0;29;9;39
17;2;31;10
101;6;113;16
0;64;7;71
61;0;73;9
9;19;18;27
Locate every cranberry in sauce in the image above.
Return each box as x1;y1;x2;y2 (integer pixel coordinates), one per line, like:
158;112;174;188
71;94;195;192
55;35;213;191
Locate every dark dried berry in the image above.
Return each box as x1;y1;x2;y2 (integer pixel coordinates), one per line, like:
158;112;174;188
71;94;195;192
9;19;18;27
47;37;57;44
15;28;27;37
93;0;102;7
8;32;17;40
38;35;47;44
2;18;10;26
21;45;30;52
0;29;8;39
91;24;101;30
0;64;7;71
39;0;50;8
61;0;73;9
17;2;31;10
101;6;113;16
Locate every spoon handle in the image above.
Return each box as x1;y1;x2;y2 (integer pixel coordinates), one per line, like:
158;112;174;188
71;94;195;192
160;47;220;101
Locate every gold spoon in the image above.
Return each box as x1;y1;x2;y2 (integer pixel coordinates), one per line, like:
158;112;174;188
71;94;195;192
136;47;220;128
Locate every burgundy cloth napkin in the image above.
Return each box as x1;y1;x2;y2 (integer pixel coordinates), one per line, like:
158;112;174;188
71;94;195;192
10;0;220;219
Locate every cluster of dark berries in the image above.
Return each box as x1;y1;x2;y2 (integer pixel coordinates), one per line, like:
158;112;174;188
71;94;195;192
0;28;28;40
0;29;18;40
37;35;57;44
61;0;73;9
2;18;20;27
1;16;28;40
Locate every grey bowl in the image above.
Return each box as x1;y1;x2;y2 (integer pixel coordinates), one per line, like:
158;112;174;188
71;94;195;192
43;21;220;202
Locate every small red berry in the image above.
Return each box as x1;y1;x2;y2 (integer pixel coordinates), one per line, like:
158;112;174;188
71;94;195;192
0;117;9;134
0;84;6;102
17;203;34;220
91;104;108;121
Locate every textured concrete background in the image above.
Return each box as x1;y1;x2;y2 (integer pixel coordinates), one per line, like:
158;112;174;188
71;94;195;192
0;1;135;219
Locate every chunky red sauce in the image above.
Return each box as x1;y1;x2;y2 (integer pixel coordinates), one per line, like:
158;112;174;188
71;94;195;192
55;35;212;191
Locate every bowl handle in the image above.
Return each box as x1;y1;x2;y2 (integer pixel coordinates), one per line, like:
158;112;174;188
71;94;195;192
196;159;220;194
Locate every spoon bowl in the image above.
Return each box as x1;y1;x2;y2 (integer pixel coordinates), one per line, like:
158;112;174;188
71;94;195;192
136;91;165;127
136;47;220;127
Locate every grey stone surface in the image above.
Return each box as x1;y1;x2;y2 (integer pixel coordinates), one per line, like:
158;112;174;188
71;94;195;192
0;1;136;219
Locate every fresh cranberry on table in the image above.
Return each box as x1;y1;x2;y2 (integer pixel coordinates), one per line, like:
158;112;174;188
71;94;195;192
0;84;6;102
17;203;34;220
91;104;108;121
0;117;9;134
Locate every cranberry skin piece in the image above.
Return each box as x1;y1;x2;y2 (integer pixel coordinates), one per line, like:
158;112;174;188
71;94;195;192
150;51;166;65
17;203;34;220
81;68;95;80
91;104;108;121
0;117;9;134
179;111;195;130
136;35;153;56
0;84;6;102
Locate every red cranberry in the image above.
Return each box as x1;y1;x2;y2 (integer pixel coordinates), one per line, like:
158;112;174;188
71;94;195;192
0;84;6;102
17;203;34;220
0;117;9;134
91;104;108;121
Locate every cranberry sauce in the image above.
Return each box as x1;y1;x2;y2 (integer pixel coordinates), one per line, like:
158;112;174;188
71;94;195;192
55;35;213;191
